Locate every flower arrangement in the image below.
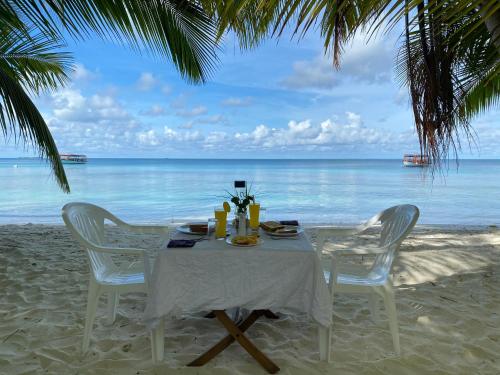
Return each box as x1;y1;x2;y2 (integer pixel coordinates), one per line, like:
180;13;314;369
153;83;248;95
226;184;255;214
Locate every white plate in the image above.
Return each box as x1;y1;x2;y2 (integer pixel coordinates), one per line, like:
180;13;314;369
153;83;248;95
176;222;210;235
226;236;262;247
265;226;303;238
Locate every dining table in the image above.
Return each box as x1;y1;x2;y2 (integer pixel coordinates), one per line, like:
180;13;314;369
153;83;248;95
144;224;333;373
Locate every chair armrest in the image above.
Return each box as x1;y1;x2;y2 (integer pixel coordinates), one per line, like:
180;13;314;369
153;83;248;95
91;245;146;256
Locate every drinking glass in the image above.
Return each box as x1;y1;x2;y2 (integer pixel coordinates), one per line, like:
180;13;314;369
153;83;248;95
207;218;217;237
249;203;260;230
214;208;227;238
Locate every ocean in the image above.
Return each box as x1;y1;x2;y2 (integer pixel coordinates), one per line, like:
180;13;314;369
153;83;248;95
0;158;499;225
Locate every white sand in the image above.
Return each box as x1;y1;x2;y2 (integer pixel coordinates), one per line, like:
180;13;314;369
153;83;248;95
1;224;499;374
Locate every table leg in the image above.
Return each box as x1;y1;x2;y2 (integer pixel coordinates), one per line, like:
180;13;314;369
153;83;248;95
151;317;164;363
188;310;280;374
318;325;332;362
188;310;263;367
263;310;279;319
214;310;280;374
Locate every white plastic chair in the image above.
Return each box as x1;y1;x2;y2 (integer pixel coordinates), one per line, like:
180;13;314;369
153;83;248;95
316;204;419;355
62;202;169;352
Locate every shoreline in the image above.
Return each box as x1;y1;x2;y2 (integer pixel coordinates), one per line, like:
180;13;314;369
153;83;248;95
1;223;498;230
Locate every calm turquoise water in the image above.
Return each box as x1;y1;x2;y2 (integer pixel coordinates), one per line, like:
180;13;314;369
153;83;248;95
0;158;499;225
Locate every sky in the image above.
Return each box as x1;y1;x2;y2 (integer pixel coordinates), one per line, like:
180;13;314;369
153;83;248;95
2;26;499;159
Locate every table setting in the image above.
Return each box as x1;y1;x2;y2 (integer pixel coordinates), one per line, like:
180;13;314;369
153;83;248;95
144;181;332;372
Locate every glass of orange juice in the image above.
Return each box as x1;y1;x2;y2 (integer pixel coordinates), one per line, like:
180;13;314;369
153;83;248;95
249;203;260;230
214;208;227;238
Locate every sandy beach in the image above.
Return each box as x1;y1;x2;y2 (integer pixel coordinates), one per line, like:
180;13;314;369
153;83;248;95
1;224;499;374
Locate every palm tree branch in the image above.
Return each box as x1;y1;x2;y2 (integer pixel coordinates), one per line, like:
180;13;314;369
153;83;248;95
5;0;219;82
0;66;69;192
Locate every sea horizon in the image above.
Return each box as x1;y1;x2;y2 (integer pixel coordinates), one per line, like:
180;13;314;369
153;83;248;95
1;158;499;225
5;157;500;160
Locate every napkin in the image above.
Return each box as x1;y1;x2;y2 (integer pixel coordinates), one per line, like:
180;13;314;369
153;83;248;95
279;220;299;226
167;239;196;248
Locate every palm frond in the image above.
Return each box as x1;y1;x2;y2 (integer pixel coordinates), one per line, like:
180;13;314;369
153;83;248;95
0;67;69;192
0;26;72;94
4;0;219;83
459;64;500;119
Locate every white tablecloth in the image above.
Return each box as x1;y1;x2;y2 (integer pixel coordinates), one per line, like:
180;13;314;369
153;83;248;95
144;231;332;328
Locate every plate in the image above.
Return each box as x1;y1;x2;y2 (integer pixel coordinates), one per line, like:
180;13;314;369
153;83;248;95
265;226;304;238
226;236;262;247
176;222;210;235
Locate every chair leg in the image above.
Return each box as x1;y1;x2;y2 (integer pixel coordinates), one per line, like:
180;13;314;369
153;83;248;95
106;291;119;325
82;282;100;353
151;317;165;363
318;325;332;362
382;287;400;355
368;294;380;322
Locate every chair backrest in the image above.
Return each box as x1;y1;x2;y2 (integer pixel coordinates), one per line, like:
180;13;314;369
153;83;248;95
62;202;124;279
369;204;419;278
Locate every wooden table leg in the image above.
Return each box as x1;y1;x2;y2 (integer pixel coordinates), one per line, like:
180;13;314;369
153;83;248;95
214;310;280;374
188;310;280;374
263;310;279;319
188;310;263;367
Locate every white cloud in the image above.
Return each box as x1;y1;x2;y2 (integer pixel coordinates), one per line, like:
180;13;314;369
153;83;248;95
72;63;96;81
137;72;156;91
221;97;252;107
233;113;412;150
136;127;203;147
51;89;129;123
45;89;138;153
179;114;227;129
42;87;417;156
281;58;338;89
176;105;207;117
281;33;394;90
161;85;172;95
394;87;409;106
141;104;166;116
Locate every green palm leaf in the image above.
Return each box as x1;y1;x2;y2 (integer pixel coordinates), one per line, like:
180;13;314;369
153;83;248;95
0;68;69;192
211;0;499;163
0;24;71;192
0;0;221;193
0;27;72;93
3;0;219;82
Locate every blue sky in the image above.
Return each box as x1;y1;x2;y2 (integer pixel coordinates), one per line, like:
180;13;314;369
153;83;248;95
2;27;499;158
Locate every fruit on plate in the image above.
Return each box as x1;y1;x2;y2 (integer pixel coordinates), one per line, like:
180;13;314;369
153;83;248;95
231;235;258;245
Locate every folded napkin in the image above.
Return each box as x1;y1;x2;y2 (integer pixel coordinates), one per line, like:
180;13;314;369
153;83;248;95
167;239;196;248
279;220;299;226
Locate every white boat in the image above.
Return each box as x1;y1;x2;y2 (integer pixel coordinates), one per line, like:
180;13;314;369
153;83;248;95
60;154;88;164
403;154;430;167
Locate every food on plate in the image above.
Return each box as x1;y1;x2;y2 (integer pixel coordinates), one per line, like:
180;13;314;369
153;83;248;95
189;224;208;233
275;227;297;234
260;221;285;232
231;235;258;245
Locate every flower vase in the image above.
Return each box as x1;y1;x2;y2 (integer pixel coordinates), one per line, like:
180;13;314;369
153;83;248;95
237;212;247;236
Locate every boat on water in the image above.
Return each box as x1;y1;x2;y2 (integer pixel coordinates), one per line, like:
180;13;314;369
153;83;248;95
403;154;430;167
60;154;88;164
